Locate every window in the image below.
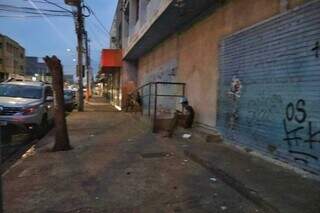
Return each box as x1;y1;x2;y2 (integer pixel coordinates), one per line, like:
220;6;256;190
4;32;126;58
6;43;12;53
20;53;24;58
0;58;2;64
0;43;2;49
0;84;43;99
20;65;24;70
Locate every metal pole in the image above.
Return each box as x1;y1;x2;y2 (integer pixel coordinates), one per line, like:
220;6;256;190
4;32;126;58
148;83;151;117
153;83;158;133
111;75;114;103
0;124;4;213
182;84;186;97
84;31;91;101
182;84;186;113
76;1;84;111
141;88;143;115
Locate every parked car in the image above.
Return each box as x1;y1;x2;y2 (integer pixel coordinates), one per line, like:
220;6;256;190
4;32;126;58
64;89;76;112
0;80;54;139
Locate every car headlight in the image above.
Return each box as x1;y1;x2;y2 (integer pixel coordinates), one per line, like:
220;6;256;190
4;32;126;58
22;105;40;115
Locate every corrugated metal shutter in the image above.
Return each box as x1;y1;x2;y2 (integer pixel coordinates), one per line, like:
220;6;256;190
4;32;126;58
217;0;320;174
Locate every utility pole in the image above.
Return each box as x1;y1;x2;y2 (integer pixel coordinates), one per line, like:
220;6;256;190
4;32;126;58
0;124;4;213
76;1;84;111
84;31;91;101
65;0;84;111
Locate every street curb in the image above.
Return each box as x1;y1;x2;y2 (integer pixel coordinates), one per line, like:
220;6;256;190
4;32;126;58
1;138;39;175
184;150;280;213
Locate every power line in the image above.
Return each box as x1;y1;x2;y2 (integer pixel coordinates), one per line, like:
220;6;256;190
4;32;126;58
41;0;73;14
86;20;106;48
27;0;74;46
0;14;70;18
0;3;72;16
0;9;72;16
85;4;110;36
0;4;70;13
22;0;73;14
0;10;71;17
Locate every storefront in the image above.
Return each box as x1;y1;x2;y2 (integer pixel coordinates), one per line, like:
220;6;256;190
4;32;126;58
100;49;122;109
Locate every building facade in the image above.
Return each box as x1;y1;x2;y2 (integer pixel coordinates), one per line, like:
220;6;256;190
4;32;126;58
63;74;74;85
0;34;25;82
25;56;52;82
106;0;320;174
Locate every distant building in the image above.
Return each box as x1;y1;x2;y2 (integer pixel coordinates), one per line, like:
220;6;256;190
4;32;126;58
25;56;52;82
64;74;74;84
0;34;25;82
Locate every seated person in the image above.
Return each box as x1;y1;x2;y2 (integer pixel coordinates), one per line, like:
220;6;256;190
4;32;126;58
125;92;143;112
167;97;194;137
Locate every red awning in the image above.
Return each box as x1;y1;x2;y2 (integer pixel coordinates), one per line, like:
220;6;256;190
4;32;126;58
100;49;122;69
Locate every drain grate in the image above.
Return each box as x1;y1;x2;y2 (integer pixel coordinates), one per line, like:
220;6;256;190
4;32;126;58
140;152;171;158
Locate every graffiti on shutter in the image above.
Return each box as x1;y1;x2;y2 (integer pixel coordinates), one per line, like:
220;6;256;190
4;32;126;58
217;1;320;174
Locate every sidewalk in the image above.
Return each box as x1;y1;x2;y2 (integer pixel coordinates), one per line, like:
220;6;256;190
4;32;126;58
179;131;320;213
3;99;320;213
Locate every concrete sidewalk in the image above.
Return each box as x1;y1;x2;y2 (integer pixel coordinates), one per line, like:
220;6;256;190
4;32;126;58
180;131;320;213
3;103;261;213
3;101;320;213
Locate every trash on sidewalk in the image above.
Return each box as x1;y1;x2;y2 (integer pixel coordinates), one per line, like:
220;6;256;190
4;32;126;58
209;177;217;182
22;146;36;159
182;134;192;139
181;159;189;166
221;206;227;211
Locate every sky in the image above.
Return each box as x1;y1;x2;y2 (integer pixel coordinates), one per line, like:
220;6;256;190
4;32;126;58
0;0;118;77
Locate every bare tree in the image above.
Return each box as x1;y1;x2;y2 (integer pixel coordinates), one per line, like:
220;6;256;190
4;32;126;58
43;56;71;151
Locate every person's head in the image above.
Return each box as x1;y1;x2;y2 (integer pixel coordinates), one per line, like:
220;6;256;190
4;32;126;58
180;97;189;107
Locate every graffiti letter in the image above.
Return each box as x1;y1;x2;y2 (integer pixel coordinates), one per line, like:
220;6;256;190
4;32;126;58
283;119;304;146
286;103;295;121
295;99;307;123
305;121;320;149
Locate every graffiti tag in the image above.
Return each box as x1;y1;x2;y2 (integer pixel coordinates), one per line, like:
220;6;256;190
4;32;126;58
311;41;319;58
283;99;319;164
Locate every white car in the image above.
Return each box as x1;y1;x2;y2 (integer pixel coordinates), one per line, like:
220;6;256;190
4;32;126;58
0;80;54;136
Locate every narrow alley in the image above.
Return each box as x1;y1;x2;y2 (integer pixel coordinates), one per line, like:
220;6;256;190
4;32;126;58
3;98;320;213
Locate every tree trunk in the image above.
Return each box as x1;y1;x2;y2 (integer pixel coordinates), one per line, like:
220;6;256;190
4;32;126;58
43;56;71;151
